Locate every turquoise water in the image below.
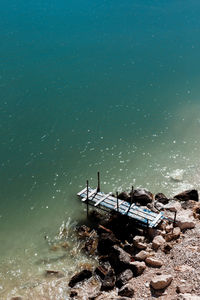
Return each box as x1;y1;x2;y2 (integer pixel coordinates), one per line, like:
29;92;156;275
1;0;200;298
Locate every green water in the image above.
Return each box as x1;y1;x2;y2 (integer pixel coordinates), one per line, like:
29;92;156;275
1;0;200;298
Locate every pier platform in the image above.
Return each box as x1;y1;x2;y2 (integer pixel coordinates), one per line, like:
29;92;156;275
77;187;163;228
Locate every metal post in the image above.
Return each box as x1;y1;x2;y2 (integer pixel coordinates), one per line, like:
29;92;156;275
86;180;89;218
172;211;177;232
131;185;134;205
97;171;100;193
117;191;119;212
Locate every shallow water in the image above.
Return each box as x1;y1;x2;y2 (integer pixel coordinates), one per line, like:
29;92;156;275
1;0;200;298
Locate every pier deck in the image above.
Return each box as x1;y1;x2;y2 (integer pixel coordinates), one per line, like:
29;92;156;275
77;187;163;228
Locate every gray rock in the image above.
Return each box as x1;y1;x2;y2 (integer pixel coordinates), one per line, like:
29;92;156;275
176;211;196;231
150;274;173;290
145;257;162;268
133;235;147;250
116;269;133;288
134;250;149;261
152;235;165;250
129;261;146;276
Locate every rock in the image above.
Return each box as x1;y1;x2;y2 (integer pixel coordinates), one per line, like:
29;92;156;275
70;277;101;299
164;200;182;212
77;225;91;239
68;269;92;287
97;232;120;255
45;270;64;278
174;189;199;201
129;261;146;276
162;243;173;254
134;250;149;261
100;268;116;291
170;169;184;182
145;257;162;268
133;235;147;250
116;269;133;288
150;274;173;290
177;294;200;300
176;211;196;231
118;191;130;201
193;203;200;220
109;245;131;273
155;193;169;204
10;297;23;300
84;230;98;255
95;262;113;279
152;235;165;250
131;189;153;205
176;284;193;294
118;283;135;298
165;227;181;242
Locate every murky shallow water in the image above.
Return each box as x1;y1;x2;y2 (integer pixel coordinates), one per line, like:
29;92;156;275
1;0;200;298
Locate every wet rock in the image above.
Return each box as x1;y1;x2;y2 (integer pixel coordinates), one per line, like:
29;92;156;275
68;269;92;288
155;193;169;204
109;245;131;273
98;233;120;255
176;211;196;231
133;235;147;250
84;230;98;255
145;257;162;268
118;192;130;201
150;274;173;290
95;262;112;279
129;261;146;276
116;269;133;288
70;277;101;299
77;225;91;239
134;250;149;261
45;269;64;278
174;189;199;202
100;268;116;291
131;189;153;205
152;235;165;250
10;297;23;300
118;283;135;298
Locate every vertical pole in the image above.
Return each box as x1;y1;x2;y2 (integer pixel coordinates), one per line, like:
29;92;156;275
97;171;100;193
117;191;119;212
173;211;177;232
131;185;134;205
86;180;89;218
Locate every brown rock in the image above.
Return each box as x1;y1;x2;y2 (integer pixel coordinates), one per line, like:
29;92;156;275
129;261;146;276
150;274;173;290
98;232;120;255
45;270;64;278
145;257;162;268
131;188;153;205
152;235;165;250
118;191;130;201
174;189;199;201
165;227;181;242
134;250;149;261
133;235;147;250
109;245;132;273
176;284;192;294
155;193;169;204
100;268;116;291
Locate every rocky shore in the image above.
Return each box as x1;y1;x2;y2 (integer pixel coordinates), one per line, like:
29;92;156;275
10;188;200;300
68;188;200;300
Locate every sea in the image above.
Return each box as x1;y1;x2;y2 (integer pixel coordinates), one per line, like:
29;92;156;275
1;0;200;298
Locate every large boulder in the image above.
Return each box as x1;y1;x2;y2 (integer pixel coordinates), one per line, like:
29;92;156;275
118;191;130;201
150;274;173;290
174;189;199;202
131;189;153;205
68;269;92;288
97;232;119;255
109;245;132;273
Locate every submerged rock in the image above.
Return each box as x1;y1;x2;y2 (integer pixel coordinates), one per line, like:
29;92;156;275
174;189;199;202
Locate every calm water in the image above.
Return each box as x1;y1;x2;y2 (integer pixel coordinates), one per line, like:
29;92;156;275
1;0;200;298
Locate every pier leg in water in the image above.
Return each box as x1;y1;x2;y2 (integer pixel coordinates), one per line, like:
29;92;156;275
86;180;89;218
97;171;100;193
